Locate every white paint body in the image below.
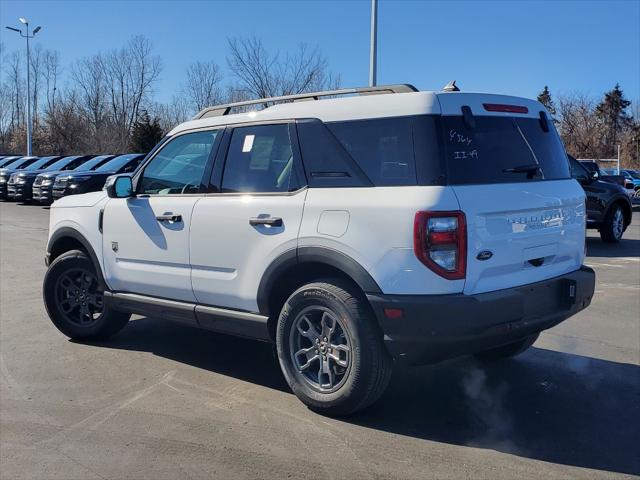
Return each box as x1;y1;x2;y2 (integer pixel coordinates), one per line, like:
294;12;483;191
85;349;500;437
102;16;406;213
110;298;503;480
48;89;587;313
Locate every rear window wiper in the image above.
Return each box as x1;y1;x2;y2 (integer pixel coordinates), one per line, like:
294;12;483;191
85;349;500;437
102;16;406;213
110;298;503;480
502;164;542;174
502;164;540;173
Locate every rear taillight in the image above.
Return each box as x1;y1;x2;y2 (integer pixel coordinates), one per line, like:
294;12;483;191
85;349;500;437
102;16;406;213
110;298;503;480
414;211;466;280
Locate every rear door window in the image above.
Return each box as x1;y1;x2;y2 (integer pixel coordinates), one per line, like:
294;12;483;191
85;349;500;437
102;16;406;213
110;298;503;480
221;124;299;193
442;116;570;184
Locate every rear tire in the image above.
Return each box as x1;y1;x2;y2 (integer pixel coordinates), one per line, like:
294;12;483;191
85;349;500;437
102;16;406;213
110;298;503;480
600;204;625;243
276;279;392;416
475;333;539;361
43;250;130;340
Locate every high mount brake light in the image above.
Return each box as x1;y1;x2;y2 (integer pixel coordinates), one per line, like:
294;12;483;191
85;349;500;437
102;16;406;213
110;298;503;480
414;211;467;280
483;103;529;114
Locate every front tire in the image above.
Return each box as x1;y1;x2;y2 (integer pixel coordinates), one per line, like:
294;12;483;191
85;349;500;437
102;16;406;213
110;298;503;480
600;204;625;243
276;280;392;416
43;250;130;340
475;333;539;361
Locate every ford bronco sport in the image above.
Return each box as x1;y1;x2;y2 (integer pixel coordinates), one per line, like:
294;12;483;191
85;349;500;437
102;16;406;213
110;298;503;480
43;84;595;415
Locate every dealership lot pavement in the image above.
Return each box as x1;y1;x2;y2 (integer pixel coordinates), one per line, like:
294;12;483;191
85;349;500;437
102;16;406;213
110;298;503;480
1;201;638;479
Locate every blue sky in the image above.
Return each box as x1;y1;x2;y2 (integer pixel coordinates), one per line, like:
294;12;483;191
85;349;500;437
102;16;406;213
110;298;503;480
1;0;639;104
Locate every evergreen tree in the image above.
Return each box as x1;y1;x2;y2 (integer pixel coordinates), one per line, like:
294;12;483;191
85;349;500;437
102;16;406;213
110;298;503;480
537;85;556;116
129;110;164;153
596;83;631;156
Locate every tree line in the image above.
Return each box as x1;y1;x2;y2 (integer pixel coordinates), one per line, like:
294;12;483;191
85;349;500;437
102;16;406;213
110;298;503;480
538;84;639;167
1;35;638;168
0;35;337;156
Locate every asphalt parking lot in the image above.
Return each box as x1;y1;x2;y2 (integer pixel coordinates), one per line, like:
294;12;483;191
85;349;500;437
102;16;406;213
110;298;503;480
1;201;638;480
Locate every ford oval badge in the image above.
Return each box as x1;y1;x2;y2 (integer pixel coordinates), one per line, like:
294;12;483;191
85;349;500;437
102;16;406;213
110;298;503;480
476;250;493;261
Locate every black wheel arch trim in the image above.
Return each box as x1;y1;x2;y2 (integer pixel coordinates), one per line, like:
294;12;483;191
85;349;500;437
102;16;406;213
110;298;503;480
256;246;382;315
46;227;107;289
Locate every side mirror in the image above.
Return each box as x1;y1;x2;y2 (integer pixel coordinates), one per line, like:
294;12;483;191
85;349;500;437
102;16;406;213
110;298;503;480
591;170;599;181
105;175;134;198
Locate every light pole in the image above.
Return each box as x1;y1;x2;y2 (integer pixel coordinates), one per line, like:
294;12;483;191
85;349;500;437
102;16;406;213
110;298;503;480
369;0;378;87
5;18;42;156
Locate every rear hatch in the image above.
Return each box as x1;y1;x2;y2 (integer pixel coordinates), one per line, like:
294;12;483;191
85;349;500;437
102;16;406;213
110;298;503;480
437;93;586;295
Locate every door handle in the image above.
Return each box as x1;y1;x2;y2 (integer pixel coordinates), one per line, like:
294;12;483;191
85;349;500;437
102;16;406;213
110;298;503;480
249;217;283;227
156;213;182;222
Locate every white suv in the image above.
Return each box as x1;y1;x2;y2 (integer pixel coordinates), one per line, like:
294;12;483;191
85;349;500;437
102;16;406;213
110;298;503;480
43;84;595;415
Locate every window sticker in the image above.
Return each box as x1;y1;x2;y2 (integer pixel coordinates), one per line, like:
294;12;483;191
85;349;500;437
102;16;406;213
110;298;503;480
242;134;255;153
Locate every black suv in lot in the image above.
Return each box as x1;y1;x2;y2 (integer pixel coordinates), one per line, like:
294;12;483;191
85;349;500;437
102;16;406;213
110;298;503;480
32;155;95;204
6;156;63;201
52;153;145;200
0;157;39;199
569;155;632;242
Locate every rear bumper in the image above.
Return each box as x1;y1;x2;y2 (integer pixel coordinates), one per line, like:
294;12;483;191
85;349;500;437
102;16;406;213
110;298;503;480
367;266;595;365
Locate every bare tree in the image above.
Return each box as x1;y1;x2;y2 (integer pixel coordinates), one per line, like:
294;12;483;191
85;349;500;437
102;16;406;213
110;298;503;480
69;35;161;151
72;53;108;149
184;60;223;112
29;44;44;125
557;93;603;158
0;82;13;149
226;36;339;101
42;49;60;112
6;51;24;130
103;36;162;149
150;95;190;132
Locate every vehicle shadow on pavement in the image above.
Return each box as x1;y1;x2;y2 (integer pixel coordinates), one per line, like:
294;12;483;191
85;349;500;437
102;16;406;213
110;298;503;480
88;316;290;392
586;236;640;258
358;347;640;476
94;320;639;476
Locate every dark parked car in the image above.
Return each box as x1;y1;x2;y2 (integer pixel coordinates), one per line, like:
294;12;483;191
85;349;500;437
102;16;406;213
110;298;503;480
6;156;63;201
0;157;39;199
570;155;632;242
47;154;117;200
31;155;97;204
620;169;640;190
52;153;145;200
12;155;96;203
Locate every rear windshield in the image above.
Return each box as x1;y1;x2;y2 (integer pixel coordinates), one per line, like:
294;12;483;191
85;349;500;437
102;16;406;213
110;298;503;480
442;116;570;185
318;114;568;187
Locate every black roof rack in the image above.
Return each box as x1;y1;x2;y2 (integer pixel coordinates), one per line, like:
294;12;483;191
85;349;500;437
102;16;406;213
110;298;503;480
193;84;418;119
